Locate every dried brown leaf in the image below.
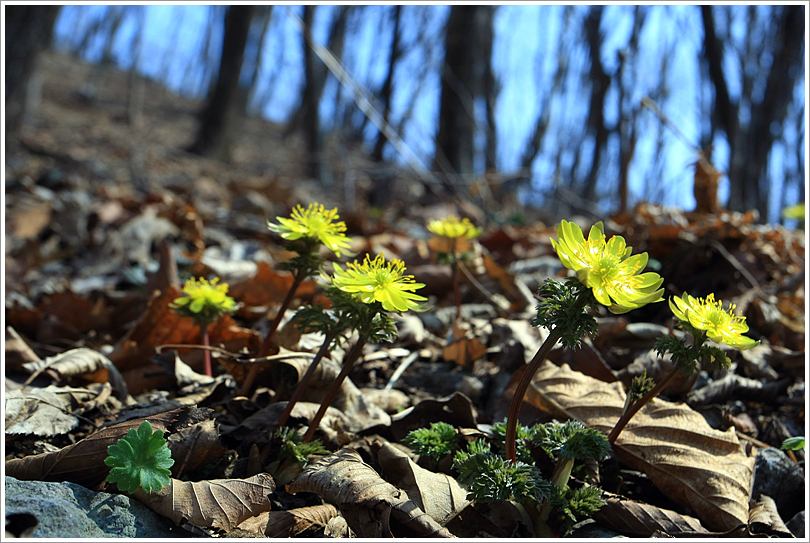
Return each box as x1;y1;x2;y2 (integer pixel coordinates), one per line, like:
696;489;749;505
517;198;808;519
23;347;129;400
376;441;470;526
289;448;455;538
525;361;754;532
593;488;708;536
236;504;339;537
748;495;793;538
133;473;275;532
4;386;89;436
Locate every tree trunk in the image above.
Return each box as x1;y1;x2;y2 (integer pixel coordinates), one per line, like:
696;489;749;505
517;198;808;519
434;6;478;183
581;6;611;204
187;5;255;162
5;5;61;150
372;5;402;162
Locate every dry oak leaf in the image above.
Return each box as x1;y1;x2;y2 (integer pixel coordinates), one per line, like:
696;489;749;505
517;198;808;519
524;360;754;532
376;441;470;526
593;488;708;536
132;473;275;532
23;347;129;400
235;504;340;537
289;448;455;538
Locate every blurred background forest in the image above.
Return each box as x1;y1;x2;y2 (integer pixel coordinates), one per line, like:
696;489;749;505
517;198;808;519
6;4;806;225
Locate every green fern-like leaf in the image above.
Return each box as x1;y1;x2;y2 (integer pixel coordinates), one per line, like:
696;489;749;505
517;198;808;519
403;422;458;463
104;420;174;494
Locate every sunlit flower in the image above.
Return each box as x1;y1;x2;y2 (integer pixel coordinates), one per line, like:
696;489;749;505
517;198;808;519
669;292;760;349
170;277;237;325
268;203;352;257
331;253;427;312
551;220;664;314
428;216;483;239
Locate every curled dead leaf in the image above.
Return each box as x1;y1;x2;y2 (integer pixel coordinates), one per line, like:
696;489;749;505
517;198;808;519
376;441;470;526
235;504;339;537
289;448;455;537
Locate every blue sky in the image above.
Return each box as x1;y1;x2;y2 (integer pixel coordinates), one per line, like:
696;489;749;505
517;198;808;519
51;4;805;224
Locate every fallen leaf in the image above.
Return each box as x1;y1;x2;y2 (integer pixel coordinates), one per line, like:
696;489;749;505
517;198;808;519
376;441;470;525
236;504;339;537
593;488;708;536
23;347;129;400
5;386;88;436
525;360;754;532
133;473;275;532
289;448;455;538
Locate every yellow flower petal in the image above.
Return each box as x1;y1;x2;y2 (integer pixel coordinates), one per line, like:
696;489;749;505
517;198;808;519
668;292;760;350
331;253;427;313
551;220;664;314
268;203;352;256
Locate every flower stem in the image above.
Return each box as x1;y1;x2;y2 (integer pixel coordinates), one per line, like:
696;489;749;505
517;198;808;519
275;330;337;430
239;268;306;397
607;365;681;444
201;324;212;377
452;260;461;320
302;336;367;443
505;328;563;463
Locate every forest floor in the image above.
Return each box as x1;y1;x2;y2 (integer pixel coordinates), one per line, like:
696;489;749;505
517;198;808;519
4;50;807;538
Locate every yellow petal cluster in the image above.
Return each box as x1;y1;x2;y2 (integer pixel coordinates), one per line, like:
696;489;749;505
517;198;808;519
551;220;663;314
331;253;427;313
669;292;760;350
427;216;482;239
268;203;352;257
170;277;237;324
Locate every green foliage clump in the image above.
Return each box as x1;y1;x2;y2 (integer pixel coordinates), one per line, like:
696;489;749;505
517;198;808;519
453;439;551;505
532;279;598;349
275;427;329;467
402;422;458;463
104;420;174;494
532;420;612;462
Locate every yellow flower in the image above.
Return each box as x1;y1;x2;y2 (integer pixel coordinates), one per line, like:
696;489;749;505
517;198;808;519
669;292;760;350
268;203;352;257
551;220;664;314
170;277;237;324
331;253;427;312
427;215;482;239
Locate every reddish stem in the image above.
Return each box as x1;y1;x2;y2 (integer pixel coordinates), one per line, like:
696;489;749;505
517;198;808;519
275;331;337;430
301;337;367;443
504;329;563;462
201;324;212;377
238;269;306;397
452;261;461;320
607;365;681;444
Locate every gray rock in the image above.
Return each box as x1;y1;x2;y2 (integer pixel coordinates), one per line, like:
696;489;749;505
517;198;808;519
4;476;183;538
752;448;805;521
787;510;805;539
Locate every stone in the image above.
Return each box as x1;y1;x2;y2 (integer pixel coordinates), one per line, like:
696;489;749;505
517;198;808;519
4;476;183;538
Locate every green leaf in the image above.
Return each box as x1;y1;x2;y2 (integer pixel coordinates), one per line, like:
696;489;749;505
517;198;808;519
782;436;805;451
403;422;458;463
453;439;551;504
531;421;611;462
104;420;174;494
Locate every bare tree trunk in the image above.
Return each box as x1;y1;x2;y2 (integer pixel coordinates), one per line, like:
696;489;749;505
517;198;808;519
5;5;61;150
372;5;402;162
434;5;478;182
478;6;498;172
581;6;611;204
187;5;255;162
